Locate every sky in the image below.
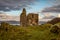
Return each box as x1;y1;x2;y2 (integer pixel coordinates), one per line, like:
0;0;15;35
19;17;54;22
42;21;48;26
0;0;60;19
0;0;52;15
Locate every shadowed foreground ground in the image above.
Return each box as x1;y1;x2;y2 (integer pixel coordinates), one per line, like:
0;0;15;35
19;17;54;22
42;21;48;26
0;22;60;40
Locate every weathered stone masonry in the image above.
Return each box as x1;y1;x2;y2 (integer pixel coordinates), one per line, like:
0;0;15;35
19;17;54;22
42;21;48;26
20;8;38;26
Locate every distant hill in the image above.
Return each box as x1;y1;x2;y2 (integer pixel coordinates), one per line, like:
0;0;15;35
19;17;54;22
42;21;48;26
47;18;60;24
0;21;47;25
0;21;20;25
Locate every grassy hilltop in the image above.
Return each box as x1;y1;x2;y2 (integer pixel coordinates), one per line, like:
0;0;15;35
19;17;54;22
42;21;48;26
0;22;60;40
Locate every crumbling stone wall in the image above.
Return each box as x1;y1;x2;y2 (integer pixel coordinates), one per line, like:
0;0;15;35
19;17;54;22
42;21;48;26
27;13;38;26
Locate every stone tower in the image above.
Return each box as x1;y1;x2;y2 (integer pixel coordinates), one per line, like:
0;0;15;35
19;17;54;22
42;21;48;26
20;8;27;26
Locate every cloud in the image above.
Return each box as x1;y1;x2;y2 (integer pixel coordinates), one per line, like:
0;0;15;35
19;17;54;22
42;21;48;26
0;0;38;11
47;0;60;5
42;0;60;13
0;12;19;21
42;13;55;20
42;5;60;13
57;14;60;17
40;15;55;22
43;16;55;19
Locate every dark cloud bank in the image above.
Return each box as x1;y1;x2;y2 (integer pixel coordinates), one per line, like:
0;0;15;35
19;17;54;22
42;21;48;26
0;0;60;12
42;5;60;13
42;0;60;13
0;0;38;11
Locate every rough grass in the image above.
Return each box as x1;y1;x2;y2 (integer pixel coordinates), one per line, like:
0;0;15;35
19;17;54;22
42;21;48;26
0;23;60;40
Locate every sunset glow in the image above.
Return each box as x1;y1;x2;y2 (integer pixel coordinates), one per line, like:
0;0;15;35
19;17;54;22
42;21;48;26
58;14;60;18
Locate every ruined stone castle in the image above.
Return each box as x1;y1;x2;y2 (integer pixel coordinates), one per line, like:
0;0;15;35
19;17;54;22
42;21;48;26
20;8;38;26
